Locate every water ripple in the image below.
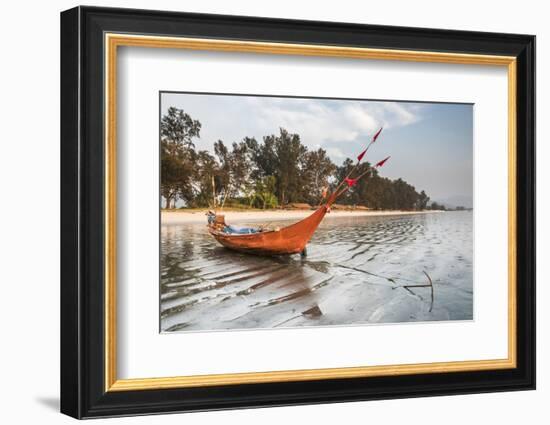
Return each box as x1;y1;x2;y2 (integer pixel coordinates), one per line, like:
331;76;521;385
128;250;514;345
161;212;473;332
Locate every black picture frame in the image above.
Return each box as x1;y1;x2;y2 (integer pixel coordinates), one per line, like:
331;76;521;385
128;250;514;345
61;5;535;419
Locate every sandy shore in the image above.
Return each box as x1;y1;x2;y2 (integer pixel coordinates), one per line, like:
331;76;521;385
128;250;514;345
162;209;442;224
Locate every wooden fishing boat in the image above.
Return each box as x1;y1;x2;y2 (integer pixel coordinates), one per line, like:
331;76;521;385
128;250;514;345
207;127;388;256
208;205;328;256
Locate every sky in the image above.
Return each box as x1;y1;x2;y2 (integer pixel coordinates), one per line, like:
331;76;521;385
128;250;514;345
161;92;473;206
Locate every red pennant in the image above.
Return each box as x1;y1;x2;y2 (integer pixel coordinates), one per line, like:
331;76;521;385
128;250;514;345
372;127;383;142
344;177;358;187
375;156;391;168
357;148;367;162
357;127;383;162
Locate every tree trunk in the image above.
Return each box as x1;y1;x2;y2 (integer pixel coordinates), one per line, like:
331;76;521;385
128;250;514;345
165;195;172;209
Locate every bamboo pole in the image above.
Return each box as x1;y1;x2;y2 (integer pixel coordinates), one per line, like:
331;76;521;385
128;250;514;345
326;128;382;206
332;139;374;195
211;175;216;211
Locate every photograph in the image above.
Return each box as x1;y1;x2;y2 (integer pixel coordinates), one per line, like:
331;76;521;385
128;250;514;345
159;92;474;332
57;4;536;419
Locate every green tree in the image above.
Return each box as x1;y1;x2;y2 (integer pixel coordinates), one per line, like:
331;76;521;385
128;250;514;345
300;148;337;205
159;107;433;212
245;136;277;179
228;140;252;199
160;107;201;208
429;201;447;211
333;158;429;210
273;129;307;205
213;140;231;206
417;190;430;210
161;107;201;149
332;159;371;206
246;128;307;206
213;139;253;207
253;176;278;209
192;150;219;208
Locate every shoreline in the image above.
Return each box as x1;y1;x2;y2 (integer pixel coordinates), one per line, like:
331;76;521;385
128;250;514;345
161;209;444;225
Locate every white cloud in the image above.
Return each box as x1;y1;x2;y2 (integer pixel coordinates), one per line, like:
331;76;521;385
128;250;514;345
341;104;378;132
161;93;424;159
325;147;346;160
247;97;421;148
381;102;418;126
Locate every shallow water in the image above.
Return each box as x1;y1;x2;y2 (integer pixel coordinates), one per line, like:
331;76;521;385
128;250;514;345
160;211;473;332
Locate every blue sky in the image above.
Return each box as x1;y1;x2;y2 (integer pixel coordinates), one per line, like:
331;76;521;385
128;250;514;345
161;92;473;205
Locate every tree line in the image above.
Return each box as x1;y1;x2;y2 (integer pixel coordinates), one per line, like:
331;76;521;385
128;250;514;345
161;106;437;210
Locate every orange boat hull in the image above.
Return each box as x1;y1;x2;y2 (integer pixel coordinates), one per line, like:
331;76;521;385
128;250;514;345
209;206;328;255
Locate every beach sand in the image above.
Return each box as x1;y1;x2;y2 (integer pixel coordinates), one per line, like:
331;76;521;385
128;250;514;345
161;209;442;224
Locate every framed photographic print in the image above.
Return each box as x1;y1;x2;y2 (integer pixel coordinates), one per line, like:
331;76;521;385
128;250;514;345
60;6;535;419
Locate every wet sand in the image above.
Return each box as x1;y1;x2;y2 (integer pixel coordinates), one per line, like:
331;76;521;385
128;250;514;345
162;209;442;225
160;211;473;333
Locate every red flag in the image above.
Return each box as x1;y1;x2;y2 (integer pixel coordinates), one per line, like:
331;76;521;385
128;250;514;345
357;127;383;161
375;156;391;168
372;127;383;143
344;177;358;187
357;148;367;162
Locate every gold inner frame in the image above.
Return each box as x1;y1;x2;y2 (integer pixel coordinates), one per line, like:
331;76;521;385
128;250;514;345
104;33;517;392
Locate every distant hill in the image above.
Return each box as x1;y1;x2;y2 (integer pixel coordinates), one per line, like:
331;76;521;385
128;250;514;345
435;195;473;210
